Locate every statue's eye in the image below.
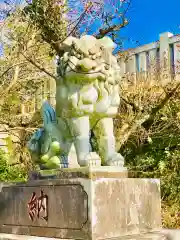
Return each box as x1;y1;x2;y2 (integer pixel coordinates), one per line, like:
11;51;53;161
76;65;83;71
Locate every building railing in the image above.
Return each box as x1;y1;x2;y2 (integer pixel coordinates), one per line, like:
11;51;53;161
117;32;180;79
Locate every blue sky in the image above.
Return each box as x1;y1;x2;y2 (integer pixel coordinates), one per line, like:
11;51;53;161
0;0;179;50
72;0;180;50
121;0;180;49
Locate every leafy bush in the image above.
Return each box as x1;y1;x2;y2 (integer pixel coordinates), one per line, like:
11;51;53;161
0;149;27;182
126;147;180;229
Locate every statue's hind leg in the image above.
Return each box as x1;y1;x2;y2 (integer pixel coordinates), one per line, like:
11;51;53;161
93;117;124;166
68;116;90;166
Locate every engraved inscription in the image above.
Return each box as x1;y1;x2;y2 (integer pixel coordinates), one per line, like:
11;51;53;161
27;190;48;222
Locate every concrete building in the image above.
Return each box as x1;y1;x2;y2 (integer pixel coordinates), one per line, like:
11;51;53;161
118;32;180;80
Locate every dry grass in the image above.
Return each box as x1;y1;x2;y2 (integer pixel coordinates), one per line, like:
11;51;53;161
114;70;180;150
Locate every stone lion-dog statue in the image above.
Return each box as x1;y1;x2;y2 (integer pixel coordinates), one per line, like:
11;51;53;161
28;35;124;169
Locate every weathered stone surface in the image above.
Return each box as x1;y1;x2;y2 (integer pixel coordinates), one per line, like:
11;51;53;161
28;166;128;180
0;177;161;240
91;178;162;240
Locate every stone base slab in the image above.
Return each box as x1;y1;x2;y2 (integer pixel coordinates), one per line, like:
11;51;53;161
28;166;128;180
0;233;57;239
117;232;167;239
0;232;168;240
0;172;162;240
161;229;180;240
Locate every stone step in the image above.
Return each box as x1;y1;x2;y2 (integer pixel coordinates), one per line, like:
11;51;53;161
0;233;57;240
0;232;168;240
117;232;168;239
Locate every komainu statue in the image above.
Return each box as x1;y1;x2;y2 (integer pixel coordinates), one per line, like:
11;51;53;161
28;35;124;169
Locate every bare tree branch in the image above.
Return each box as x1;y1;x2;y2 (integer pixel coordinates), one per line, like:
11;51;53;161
142;82;180;130
96;0;132;39
21;53;57;80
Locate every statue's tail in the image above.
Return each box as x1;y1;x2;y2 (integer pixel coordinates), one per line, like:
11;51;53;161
41;101;57;127
27;101;57;160
27;128;44;153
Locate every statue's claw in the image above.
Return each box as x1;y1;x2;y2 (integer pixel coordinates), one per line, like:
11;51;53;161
87;152;101;167
106;153;124;167
77;152;101;167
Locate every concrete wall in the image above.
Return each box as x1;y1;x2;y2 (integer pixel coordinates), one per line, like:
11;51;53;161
0;132;8;152
162;229;180;240
18;78;56;115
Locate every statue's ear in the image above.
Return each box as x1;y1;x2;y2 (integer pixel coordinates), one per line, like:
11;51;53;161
98;36;117;51
59;36;78;52
63;36;77;47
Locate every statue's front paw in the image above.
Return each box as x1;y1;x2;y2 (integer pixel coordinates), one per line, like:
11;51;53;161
86;152;101;167
107;153;124;167
77;152;101;167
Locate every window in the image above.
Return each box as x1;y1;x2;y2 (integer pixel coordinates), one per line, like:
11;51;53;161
169;44;175;75
156;48;160;71
135;54;140;72
146;51;150;70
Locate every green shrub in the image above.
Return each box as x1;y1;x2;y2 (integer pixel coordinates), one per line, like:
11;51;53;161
0;149;27;182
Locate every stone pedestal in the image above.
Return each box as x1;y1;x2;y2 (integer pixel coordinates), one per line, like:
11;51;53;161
0;167;164;239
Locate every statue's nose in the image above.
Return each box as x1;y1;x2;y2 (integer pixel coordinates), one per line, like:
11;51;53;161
76;58;96;72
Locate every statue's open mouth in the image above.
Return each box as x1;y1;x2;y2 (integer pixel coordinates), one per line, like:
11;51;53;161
65;69;107;82
63;59;109;82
